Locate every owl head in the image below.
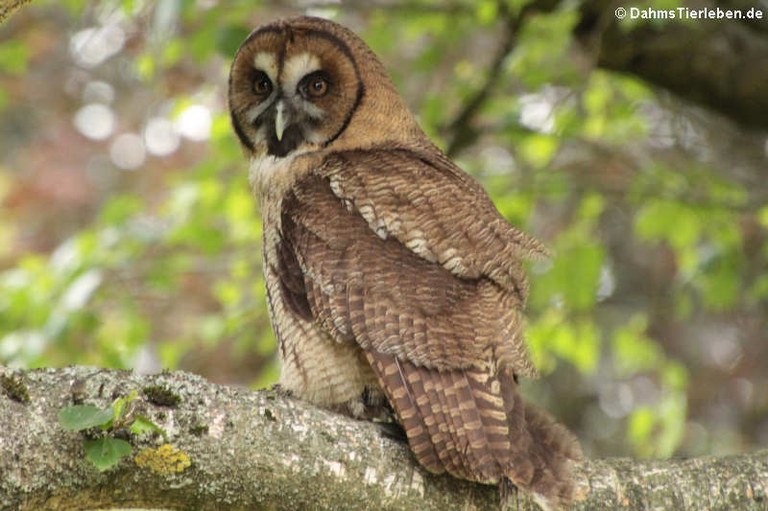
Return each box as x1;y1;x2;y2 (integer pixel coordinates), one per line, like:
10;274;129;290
228;16;423;159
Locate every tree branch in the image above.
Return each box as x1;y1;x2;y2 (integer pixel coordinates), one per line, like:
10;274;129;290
1;367;766;510
443;0;768;149
442;0;561;158
576;0;768;130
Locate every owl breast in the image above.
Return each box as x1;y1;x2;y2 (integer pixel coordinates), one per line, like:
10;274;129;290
255;149;382;417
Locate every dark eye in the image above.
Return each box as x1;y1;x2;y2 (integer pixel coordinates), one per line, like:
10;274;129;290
299;72;330;99
252;70;272;97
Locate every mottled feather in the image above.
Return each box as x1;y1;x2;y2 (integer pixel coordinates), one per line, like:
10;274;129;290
278;165;581;506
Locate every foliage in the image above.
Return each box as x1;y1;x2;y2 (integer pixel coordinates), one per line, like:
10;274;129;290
57;390;166;471
2;1;765;459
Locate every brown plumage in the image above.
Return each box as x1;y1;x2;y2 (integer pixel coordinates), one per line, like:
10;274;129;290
228;15;582;509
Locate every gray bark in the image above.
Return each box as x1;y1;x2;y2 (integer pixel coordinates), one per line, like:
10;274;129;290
1;366;767;510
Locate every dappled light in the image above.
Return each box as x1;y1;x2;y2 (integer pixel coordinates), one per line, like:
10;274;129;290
74;103;115;140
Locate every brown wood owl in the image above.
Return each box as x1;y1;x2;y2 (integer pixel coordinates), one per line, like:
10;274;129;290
228;16;582;510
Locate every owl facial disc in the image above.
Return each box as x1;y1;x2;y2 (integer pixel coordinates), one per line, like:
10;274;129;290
229;22;364;158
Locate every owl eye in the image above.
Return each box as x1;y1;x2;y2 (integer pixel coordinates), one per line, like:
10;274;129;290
252;70;273;97
299;72;330;99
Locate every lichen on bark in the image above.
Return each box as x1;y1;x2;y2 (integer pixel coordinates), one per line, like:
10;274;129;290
1;366;766;511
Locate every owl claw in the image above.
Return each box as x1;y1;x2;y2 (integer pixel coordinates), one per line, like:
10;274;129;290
268;383;294;398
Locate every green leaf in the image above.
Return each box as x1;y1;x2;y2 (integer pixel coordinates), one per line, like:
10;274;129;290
628;406;655;449
518;134;559;167
0;41;29;76
112;389;139;421
526;310;599;374
129;415;167;438
84;437;132;471
216;24;252;56
58;405;114;431
99;195;142;225
758;205;768;228
475;0;498;25
612;315;662;375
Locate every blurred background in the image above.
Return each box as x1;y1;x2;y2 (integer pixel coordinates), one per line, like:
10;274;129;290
1;0;766;460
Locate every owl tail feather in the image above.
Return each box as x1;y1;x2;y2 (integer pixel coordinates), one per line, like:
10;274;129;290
498;395;583;510
494;370;582;510
365;350;582;511
519;400;583;509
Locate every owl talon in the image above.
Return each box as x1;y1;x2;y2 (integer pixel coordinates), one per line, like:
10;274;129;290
268;383;293;398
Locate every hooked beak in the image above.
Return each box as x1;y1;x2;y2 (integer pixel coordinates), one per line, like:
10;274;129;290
275;100;288;142
264;99;303;157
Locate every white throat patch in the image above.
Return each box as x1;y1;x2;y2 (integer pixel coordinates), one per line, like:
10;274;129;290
249;153;294;194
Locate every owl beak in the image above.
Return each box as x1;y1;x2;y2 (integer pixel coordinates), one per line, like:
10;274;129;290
275;100;288;142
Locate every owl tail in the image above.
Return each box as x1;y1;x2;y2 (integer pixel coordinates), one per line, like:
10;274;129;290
365;350;582;511
504;398;583;510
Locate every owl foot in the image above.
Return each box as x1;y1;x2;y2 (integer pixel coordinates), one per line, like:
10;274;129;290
268;383;294;398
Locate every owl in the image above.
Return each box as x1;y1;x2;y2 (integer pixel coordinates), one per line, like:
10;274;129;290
228;16;582;509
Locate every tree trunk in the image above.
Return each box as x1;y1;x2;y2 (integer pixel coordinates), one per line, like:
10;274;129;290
1;366;766;510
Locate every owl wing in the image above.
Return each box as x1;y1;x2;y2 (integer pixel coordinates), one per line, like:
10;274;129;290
319;147;549;301
281;150;538;378
277;153;580;505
